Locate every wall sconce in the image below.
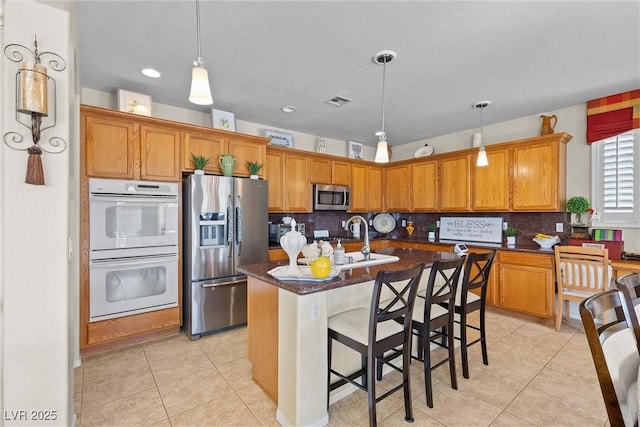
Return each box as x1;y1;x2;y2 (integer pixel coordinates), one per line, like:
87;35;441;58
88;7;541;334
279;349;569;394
3;35;67;185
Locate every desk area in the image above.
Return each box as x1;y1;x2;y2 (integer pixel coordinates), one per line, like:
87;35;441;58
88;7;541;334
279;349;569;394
238;248;459;426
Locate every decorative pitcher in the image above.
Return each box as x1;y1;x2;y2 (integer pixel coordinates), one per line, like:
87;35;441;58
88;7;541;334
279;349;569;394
219;154;236;177
540;115;557;135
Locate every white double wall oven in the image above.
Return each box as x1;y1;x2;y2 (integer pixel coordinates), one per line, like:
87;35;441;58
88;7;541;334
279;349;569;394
88;178;179;322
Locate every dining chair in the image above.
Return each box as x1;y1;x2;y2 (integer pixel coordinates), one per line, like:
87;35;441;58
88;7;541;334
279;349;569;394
580;289;640;427
554;245;611;332
450;250;496;379
614;272;640;344
327;264;425;427
411;257;466;408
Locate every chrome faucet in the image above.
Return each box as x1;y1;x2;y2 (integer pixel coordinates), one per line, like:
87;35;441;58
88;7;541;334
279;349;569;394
345;215;370;260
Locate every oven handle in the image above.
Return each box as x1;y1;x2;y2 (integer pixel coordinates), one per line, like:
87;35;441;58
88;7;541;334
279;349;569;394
89;194;177;204
201;278;246;289
90;253;177;267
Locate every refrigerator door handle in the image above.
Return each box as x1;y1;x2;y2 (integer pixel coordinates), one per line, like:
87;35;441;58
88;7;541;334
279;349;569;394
235;194;242;256
201;278;246;289
226;196;233;257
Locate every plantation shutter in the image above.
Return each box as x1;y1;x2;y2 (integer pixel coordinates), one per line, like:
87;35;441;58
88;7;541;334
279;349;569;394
603;131;634;212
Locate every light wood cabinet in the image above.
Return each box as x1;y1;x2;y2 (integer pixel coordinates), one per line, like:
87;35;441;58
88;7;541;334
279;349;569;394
83;107;180;181
511;134;569;211
228;136;267;177
311;158;332;184
411;160;438;211
498;251;554;318
384;164;412;212
183;131;226;174
311;158;352;186
351;164;383;212
439;153;471;211
368;166;383;212
286;154;312;212
266;151;286;212
332;161;352;186
183;132;267;178
471;147;510;211
140;125;181;181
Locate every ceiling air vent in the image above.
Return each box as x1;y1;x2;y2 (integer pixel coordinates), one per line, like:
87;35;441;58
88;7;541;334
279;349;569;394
324;95;352;107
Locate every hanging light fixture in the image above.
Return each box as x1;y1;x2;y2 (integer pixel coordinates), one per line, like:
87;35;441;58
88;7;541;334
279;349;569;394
189;0;213;105
373;50;396;163
473;101;491;167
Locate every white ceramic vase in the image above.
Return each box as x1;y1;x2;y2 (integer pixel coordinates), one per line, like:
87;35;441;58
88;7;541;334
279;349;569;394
507;236;516;245
280;219;306;276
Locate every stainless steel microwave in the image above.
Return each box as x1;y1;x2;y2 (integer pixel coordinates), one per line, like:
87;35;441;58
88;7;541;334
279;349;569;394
313;184;350;211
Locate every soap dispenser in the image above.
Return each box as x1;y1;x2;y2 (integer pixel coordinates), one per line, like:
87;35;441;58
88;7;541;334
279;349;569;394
334;239;345;265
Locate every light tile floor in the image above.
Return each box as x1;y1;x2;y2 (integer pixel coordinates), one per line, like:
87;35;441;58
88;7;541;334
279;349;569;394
75;308;609;426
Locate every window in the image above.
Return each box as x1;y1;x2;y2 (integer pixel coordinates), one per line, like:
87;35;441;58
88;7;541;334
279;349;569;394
591;129;640;227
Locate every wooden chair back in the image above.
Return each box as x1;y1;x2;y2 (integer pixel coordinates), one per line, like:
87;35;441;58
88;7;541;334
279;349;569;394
580;289;640;427
555;246;610;294
459;250;496;308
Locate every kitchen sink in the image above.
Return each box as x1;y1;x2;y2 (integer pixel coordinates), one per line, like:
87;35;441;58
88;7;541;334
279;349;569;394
333;251;400;270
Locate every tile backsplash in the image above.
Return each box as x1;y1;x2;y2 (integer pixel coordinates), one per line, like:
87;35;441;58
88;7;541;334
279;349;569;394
269;211;571;243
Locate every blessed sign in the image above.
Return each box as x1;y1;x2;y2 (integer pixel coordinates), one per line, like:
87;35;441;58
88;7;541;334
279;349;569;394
439;217;504;243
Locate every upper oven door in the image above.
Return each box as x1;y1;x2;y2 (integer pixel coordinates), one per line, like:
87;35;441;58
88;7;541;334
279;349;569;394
89;193;179;251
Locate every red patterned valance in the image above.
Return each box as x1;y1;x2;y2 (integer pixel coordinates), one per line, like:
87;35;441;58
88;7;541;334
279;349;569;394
586;89;640;144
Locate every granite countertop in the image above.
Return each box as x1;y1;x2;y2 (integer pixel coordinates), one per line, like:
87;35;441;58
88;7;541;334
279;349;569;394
238;247;460;295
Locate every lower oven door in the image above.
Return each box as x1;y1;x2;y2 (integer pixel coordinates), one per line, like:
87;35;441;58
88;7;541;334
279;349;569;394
89;253;178;322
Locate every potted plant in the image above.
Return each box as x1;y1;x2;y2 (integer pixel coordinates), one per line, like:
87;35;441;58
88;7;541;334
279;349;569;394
247;161;264;179
190;153;210;174
505;227;517;245
427;224;437;241
566;196;591;225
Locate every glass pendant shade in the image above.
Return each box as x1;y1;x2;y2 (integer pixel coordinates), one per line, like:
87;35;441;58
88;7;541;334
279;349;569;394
476;147;489;167
374;136;389;163
189;65;213;105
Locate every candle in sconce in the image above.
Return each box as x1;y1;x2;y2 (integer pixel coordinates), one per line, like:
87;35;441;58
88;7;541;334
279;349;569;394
18;62;48;116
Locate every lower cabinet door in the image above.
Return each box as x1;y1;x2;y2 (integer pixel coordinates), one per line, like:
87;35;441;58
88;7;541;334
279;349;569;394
500;263;553;318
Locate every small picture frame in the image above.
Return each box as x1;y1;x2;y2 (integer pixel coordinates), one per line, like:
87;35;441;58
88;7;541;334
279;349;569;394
211;109;236;131
348;140;364;160
265;129;294;148
117;89;152;116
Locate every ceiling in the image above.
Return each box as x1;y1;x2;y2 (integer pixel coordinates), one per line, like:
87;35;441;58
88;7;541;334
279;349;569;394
75;1;640;148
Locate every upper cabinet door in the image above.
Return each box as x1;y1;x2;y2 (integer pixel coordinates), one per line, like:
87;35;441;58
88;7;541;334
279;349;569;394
332;161;352;186
310;158;331;184
228;136;267;177
84;115;136;179
439;154;471;211
512;138;565;211
471;147;510;211
349;164;368;212
368;166;383;212
183;131;226;174
384;165;411;212
266;151;286;212
411;160;438;211
285;154;312;212
140;125;181;181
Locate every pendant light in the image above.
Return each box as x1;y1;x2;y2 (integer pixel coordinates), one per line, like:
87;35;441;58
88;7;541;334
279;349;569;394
189;0;213;105
373;50;396;163
474;101;491;167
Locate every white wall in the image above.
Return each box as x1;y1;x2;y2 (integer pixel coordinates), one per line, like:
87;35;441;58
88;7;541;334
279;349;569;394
1;1;74;425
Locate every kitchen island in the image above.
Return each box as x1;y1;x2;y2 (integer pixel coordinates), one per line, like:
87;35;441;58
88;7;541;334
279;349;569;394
237;247;461;427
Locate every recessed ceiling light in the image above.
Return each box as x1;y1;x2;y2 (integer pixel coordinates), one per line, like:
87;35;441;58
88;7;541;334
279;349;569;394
281;105;296;113
141;68;161;78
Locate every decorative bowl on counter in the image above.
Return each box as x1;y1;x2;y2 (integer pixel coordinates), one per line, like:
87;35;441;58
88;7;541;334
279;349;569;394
532;236;561;249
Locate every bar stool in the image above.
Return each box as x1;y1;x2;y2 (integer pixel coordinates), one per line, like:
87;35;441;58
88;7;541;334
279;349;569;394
411;257;465;408
451;250;496;379
327;264;425;427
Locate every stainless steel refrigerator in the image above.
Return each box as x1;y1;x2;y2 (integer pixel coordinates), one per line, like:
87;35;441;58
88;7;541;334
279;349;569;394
182;174;268;340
